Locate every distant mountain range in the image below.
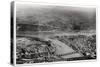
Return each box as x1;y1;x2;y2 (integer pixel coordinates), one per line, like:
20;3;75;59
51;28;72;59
16;5;96;32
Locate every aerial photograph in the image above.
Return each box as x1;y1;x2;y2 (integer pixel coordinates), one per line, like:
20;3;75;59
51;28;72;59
15;2;96;64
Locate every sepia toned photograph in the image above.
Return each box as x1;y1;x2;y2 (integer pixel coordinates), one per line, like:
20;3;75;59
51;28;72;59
11;1;96;65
